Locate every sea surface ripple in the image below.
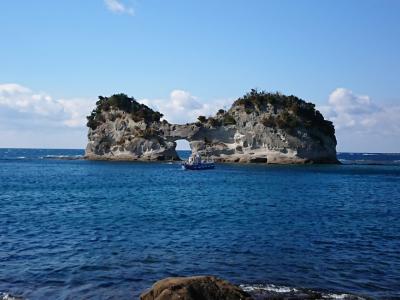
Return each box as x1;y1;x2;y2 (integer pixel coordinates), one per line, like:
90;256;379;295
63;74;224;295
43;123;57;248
0;149;399;299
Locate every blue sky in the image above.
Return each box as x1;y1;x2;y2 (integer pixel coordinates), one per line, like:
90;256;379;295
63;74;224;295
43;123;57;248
0;0;399;151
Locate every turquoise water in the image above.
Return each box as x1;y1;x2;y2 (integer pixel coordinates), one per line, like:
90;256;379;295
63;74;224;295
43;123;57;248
0;149;399;299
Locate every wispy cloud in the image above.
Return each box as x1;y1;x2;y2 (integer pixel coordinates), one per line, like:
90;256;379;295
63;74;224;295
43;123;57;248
104;0;134;16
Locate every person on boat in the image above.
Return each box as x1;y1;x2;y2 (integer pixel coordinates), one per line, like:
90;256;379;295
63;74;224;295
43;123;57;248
182;152;215;170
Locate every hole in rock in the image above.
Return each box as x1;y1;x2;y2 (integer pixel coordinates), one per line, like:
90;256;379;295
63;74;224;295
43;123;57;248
175;139;191;160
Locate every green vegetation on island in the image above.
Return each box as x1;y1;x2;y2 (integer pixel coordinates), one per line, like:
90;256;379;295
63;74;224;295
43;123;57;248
86;90;335;142
197;110;236;127
87;93;163;129
235;89;335;139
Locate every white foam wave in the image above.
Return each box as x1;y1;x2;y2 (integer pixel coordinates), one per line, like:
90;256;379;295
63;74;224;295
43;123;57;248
240;283;297;293
0;293;23;300
322;294;350;299
239;284;366;300
42;154;83;159
322;293;365;299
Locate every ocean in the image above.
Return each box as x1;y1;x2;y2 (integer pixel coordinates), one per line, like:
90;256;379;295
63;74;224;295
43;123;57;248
0;149;399;299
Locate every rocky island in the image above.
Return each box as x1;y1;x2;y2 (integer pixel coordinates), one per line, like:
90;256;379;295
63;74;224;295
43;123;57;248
85;90;338;164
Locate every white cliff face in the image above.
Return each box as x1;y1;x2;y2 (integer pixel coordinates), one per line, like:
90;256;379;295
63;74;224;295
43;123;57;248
85;110;179;161
189;103;338;163
85;92;338;164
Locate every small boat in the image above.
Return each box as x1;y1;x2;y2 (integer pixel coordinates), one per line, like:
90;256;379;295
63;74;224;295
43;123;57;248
182;153;215;170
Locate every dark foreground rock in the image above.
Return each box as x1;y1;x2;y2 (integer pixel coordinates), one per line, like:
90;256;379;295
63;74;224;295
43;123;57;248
140;276;252;300
140;277;369;300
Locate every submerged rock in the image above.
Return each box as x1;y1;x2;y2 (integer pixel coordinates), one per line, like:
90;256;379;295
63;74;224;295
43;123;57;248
140;276;252;300
85;91;339;164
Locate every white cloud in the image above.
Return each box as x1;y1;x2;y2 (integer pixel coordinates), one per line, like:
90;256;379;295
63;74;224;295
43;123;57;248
320;88;399;133
58;98;96;127
0;83;94;129
328;88;377;115
0;86;229;129
2;84;398;152
104;0;134;15
0;85;232;148
141;89;232;124
318;88;400;152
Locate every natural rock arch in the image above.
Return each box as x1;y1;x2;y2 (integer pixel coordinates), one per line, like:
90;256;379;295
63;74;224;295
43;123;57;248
85;91;339;164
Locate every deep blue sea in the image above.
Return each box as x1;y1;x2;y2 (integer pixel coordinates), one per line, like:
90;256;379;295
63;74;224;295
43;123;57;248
0;149;399;299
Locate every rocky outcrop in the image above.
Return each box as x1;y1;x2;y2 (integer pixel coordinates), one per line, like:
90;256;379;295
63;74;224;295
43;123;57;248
140;277;367;300
85;91;338;164
140;276;252;300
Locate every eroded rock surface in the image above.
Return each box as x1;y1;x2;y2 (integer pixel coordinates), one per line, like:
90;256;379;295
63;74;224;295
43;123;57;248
140;276;252;300
85;91;338;164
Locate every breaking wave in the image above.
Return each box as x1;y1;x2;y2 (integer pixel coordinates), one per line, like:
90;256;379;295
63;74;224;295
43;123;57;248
337;152;400;165
240;284;367;300
0;293;23;300
41;154;83;160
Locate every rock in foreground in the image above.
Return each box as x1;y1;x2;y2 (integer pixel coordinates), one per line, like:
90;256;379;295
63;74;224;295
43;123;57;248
140;276;252;300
